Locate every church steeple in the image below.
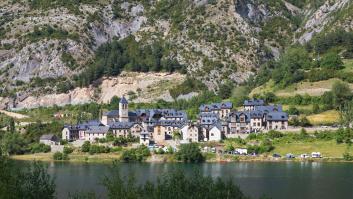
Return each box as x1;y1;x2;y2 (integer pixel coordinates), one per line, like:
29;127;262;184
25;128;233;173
119;96;129;122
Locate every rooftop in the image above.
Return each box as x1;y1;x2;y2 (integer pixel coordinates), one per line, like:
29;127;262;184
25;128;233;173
244;99;265;106
120;96;128;104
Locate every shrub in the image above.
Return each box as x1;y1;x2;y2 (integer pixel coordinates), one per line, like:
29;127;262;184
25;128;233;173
81;141;90;152
30;143;51;153
267;130;283;139
53;152;68;160
121;145;150;162
287;106;299;115
247;139;274;154
63;146;74;154
343;152;353;161
175;143;204;162
89;145;110;155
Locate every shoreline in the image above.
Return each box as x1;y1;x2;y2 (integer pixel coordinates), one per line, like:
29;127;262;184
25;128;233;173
10;153;353;164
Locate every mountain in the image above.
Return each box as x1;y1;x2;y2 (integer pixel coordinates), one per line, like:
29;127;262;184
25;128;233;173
0;0;352;109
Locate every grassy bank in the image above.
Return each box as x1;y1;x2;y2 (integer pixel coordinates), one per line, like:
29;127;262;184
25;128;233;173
10;150;353;163
11;152;122;163
273;140;352;158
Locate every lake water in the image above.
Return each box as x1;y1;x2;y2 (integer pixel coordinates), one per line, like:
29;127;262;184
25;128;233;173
43;162;353;199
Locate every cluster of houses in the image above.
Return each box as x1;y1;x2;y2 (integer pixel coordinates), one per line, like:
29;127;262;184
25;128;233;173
62;97;288;146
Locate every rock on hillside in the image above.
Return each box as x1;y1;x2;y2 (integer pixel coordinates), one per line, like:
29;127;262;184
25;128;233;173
5;72;185;109
0;0;352;109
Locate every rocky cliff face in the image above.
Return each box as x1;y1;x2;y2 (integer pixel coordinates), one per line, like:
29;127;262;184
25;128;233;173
0;0;352;109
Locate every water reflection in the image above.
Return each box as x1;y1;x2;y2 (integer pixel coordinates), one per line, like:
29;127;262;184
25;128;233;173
32;162;353;199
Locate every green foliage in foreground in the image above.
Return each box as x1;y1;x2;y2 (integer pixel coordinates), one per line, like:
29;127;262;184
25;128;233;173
101;166;251;199
0;154;55;199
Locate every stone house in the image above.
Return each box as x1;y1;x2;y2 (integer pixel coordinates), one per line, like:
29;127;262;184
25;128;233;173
181;124;200;143
40;134;59;145
199;102;233;119
109;122;143;138
265;112;289;130
200;123;222;142
152;120;185;144
243;99;265;111
84;126;110;142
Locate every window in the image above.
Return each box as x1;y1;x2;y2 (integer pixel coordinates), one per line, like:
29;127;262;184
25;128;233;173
240;116;245;122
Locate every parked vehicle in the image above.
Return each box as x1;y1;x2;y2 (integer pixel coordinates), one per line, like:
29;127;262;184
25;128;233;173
211;147;216;153
300;154;309;158
286;153;295;159
235;148;248;155
311;152;321;158
272;153;281;158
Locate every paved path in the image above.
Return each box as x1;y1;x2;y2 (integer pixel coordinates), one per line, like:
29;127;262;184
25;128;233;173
0;110;29;119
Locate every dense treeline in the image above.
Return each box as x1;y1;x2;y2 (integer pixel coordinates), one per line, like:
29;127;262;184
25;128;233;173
75;36;185;87
249;29;353;90
308;29;353;58
0;121;63;155
250;46;346;89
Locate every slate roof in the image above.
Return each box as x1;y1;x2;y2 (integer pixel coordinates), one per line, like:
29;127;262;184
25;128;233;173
120;96;128;104
266;112;288;121
243;99;265;106
154;120;186;128
103;110;137;117
81;120;103;126
86;126;110;134
135;109;187;121
40;134;58;141
249;110;264;118
228;111;251;123
140;129;150;136
199;112;219;125
201;122;222;131
254;105;282;113
199;102;233;112
103;110;119;117
109;122;138;129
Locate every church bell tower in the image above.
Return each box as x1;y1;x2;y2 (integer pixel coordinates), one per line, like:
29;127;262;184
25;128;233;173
119;96;129;122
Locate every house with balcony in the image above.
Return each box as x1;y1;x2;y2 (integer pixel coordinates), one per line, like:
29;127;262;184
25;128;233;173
243;99;265;111
265;112;288;130
199;102;233;119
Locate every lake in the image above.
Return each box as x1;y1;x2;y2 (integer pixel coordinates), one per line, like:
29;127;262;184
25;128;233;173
43;161;353;199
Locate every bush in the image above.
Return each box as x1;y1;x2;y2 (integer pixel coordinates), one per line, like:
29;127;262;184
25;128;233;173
343;152;353;161
218;81;234;99
175;143;204;163
53;152;68;160
287;106;299;115
267;130;283;139
81;141;90;152
30;143;51;153
336;128;353;144
63;146;74;154
121;145;150;162
89;145;110;155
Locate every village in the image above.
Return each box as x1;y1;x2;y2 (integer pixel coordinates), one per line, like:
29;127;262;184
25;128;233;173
60;97;289;151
